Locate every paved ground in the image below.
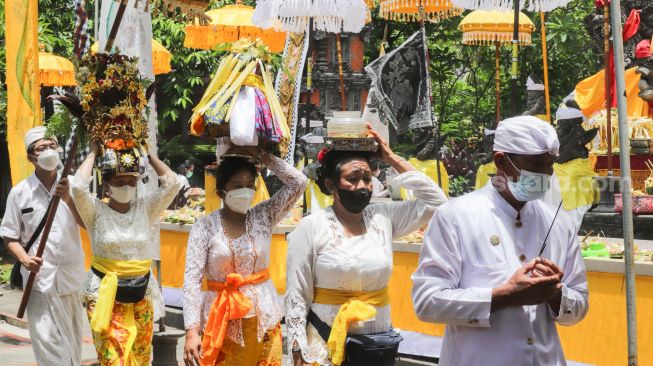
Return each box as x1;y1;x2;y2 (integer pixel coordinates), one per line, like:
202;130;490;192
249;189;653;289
0;285;434;366
0;285;296;366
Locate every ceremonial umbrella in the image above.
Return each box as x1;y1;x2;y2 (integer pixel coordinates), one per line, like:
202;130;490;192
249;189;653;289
378;0;463;187
459;10;534;124
451;0;572;116
184;2;286;53
38;52;76;86
91;39;172;75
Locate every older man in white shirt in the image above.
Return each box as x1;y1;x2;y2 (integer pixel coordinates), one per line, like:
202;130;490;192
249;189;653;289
412;116;589;366
0;126;86;366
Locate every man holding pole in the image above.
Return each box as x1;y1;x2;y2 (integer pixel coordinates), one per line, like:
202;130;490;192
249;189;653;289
0;126;86;366
412;116;589;365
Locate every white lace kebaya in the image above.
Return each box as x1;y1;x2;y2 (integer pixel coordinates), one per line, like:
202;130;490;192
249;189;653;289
183;154;307;346
285;170;447;365
69;172;181;320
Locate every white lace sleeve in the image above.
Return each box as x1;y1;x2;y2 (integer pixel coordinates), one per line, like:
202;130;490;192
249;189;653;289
182;217;210;330
69;173;98;229
375;170;448;239
285;217;315;359
256;154;308;226
146;172;181;224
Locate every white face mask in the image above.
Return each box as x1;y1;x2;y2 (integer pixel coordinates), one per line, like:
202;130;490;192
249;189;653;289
504;156;552;202
108;184;137;204
224;187;256;214
36;149;61;171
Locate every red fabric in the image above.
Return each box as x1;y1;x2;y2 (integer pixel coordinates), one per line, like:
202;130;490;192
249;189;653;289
595;0;607;7
607;10;641;107
636;40;652;59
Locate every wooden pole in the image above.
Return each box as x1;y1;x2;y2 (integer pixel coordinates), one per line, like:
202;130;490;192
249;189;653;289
495;42;501;125
510;0;521;115
540;12;551;123
604;3;613;174
336;34;347;111
104;0;128;53
18;137;78;318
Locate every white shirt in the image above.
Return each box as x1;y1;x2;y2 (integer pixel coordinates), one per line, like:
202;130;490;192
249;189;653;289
286;171;447;365
412;182;589;366
0;174;84;295
372;176;389;198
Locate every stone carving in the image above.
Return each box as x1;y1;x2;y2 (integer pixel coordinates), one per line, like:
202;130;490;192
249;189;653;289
556;100;600;164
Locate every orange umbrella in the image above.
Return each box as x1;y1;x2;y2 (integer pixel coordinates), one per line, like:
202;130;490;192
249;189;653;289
39;52;76;86
91;40;172;75
184;3;286;53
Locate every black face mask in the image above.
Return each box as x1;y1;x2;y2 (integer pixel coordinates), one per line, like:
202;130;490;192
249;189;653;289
336;188;373;214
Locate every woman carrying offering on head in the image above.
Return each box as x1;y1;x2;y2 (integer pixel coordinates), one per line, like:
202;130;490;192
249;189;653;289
182;147;308;366
286;126;448;366
69;144;181;365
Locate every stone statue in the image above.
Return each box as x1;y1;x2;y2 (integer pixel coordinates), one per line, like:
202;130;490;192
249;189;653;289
522;75;546;117
414;127;439;161
556;100;600;164
635;40;653;102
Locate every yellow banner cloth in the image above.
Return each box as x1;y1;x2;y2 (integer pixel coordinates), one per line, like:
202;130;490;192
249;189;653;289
313;287;390;366
90;257;151;365
554;158;600;211
401;158;449;197
575;68;651;118
201;269;270;366
475;161;497;190
5;0;41;185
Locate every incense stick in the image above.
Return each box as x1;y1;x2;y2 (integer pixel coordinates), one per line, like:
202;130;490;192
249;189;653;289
538;200;563;257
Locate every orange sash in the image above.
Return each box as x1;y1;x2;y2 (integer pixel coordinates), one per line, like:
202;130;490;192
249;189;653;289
200;269;270;366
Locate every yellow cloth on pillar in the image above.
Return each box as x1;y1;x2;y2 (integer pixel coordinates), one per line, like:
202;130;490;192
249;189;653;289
554;159;600;211
305;180;333;211
475;161;497;190
6;0;41;185
313;287;390;366
401;158;449;198
575;68;651;118
89;257;151;365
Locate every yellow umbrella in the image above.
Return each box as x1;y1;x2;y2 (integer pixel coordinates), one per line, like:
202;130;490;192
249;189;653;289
460;10;535;124
91;40;172;75
184;3;286;53
380;0;462;22
39;52;76;86
460;10;534;46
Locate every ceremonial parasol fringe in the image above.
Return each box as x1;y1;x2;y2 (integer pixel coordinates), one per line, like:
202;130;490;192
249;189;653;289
451;0;571;12
379;0;463;22
253;0;367;33
461;31;532;46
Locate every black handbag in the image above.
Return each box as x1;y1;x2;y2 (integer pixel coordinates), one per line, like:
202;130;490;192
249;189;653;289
91;267;151;303
9;203;52;289
308;310;403;366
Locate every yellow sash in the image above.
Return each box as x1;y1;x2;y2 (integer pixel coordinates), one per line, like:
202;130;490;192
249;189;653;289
90;256;151;365
313;287;390;366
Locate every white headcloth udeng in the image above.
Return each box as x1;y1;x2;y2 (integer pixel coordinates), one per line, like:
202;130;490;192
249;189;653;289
24;126;48;151
493;116;559;156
